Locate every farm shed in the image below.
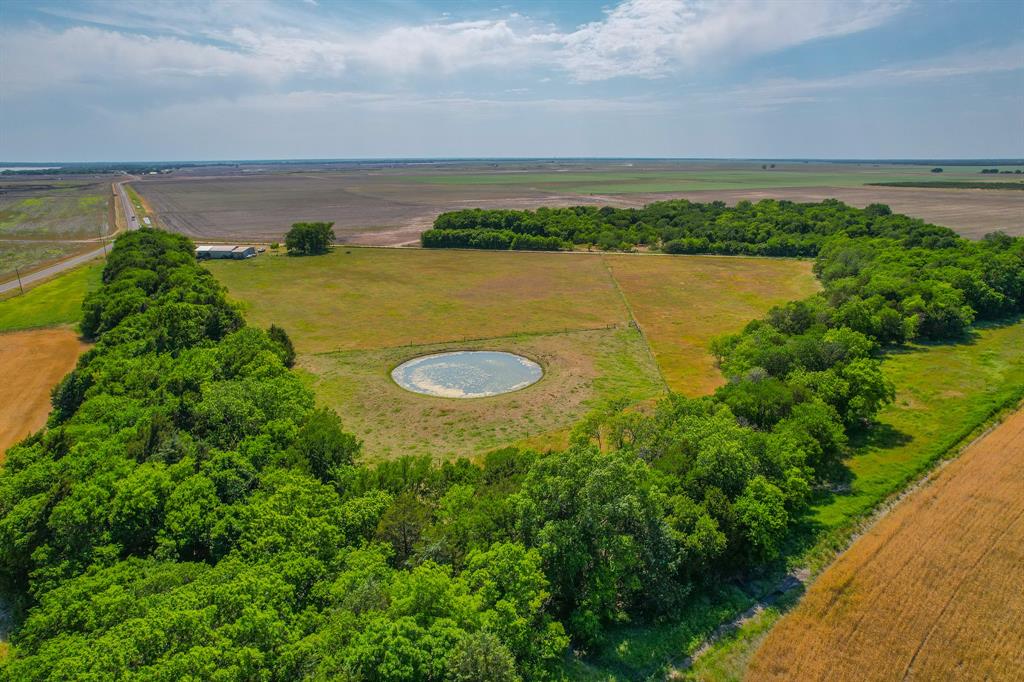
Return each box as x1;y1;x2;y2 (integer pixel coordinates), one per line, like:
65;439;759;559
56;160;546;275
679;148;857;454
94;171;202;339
195;245;257;260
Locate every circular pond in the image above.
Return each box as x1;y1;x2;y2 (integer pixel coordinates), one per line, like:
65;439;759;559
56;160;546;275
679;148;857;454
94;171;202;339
391;351;543;398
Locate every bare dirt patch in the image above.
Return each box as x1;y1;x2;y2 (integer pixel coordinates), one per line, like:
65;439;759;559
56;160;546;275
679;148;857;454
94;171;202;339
0;327;87;457
747;407;1024;681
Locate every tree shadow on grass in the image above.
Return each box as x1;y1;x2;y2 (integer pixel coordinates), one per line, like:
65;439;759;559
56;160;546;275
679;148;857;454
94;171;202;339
881;314;1023;358
807;422;914;501
847;420;913;451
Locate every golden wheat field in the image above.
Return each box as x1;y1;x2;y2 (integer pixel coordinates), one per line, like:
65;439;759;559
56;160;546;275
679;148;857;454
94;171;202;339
746;408;1024;681
0;328;88;457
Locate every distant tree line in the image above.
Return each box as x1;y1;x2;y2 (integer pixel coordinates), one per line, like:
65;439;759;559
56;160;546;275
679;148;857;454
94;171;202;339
422;199;979;255
869;181;1024;190
0;163;202;176
0;219;1021;678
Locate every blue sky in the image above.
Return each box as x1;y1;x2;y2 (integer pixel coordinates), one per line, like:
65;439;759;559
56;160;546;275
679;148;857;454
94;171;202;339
1;0;1021;161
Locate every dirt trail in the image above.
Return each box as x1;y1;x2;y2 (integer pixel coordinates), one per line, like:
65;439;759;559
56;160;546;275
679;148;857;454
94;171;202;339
0;328;88;457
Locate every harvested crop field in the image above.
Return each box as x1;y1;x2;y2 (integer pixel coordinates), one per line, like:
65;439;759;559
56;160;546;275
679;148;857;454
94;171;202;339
135;173;618;245
134;161;1023;244
603;254;819;395
747;407;1024;681
0;328;87;457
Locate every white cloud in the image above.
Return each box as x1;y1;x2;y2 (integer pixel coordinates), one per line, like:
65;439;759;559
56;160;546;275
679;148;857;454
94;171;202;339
351;19;558;74
165;89;661;115
560;0;908;81
1;26;285;93
3;0;911;92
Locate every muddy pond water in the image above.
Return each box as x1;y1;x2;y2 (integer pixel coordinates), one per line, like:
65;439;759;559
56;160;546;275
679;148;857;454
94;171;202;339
391;350;542;398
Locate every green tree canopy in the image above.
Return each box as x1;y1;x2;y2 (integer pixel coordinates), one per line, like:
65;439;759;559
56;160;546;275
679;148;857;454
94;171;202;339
284;221;336;255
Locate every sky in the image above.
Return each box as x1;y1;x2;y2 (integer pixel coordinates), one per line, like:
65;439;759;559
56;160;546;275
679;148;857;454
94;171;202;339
1;0;1021;161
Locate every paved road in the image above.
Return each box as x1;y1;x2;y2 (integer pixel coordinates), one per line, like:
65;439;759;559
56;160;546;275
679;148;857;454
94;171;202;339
0;180;139;295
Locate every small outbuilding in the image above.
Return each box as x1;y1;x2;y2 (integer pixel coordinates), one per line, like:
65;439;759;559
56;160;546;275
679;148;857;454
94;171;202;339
195;245;257;260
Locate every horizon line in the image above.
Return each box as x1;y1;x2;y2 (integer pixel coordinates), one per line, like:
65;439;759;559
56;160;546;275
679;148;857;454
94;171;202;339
4;156;1023;166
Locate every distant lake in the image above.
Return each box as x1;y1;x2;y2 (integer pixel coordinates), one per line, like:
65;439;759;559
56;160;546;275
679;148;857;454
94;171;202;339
391;351;542;398
0;166;60;171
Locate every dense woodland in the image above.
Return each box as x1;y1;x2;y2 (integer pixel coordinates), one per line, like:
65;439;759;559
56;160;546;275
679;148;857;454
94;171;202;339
1;204;1022;678
424;198;977;255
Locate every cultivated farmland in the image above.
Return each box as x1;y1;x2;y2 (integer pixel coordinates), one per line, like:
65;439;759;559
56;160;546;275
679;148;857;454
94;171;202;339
0;328;88;456
0;241;92;282
746;407;1024;681
0;177;115;278
205;247;817;459
135;171;616;246
133;160;1024;243
0;178;113;240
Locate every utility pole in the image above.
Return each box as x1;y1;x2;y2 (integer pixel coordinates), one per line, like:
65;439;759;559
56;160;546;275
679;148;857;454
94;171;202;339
15;267;24;295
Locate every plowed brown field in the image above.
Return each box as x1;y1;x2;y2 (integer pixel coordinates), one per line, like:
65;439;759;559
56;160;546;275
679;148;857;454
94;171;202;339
747;408;1024;681
0;328;87;457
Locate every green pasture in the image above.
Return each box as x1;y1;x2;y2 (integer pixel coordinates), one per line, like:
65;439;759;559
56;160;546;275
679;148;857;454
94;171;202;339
0;262;102;332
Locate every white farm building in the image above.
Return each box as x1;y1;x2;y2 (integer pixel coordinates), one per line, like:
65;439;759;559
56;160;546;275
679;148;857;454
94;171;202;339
195;245;258;260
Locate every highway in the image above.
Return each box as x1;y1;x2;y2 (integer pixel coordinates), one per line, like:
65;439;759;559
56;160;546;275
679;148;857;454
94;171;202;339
0;179;139;296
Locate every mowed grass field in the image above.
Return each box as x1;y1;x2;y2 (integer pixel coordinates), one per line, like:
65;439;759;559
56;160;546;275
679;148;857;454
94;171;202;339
206;248;815;460
0;262;102;330
604;255;819;395
746;407;1024;681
